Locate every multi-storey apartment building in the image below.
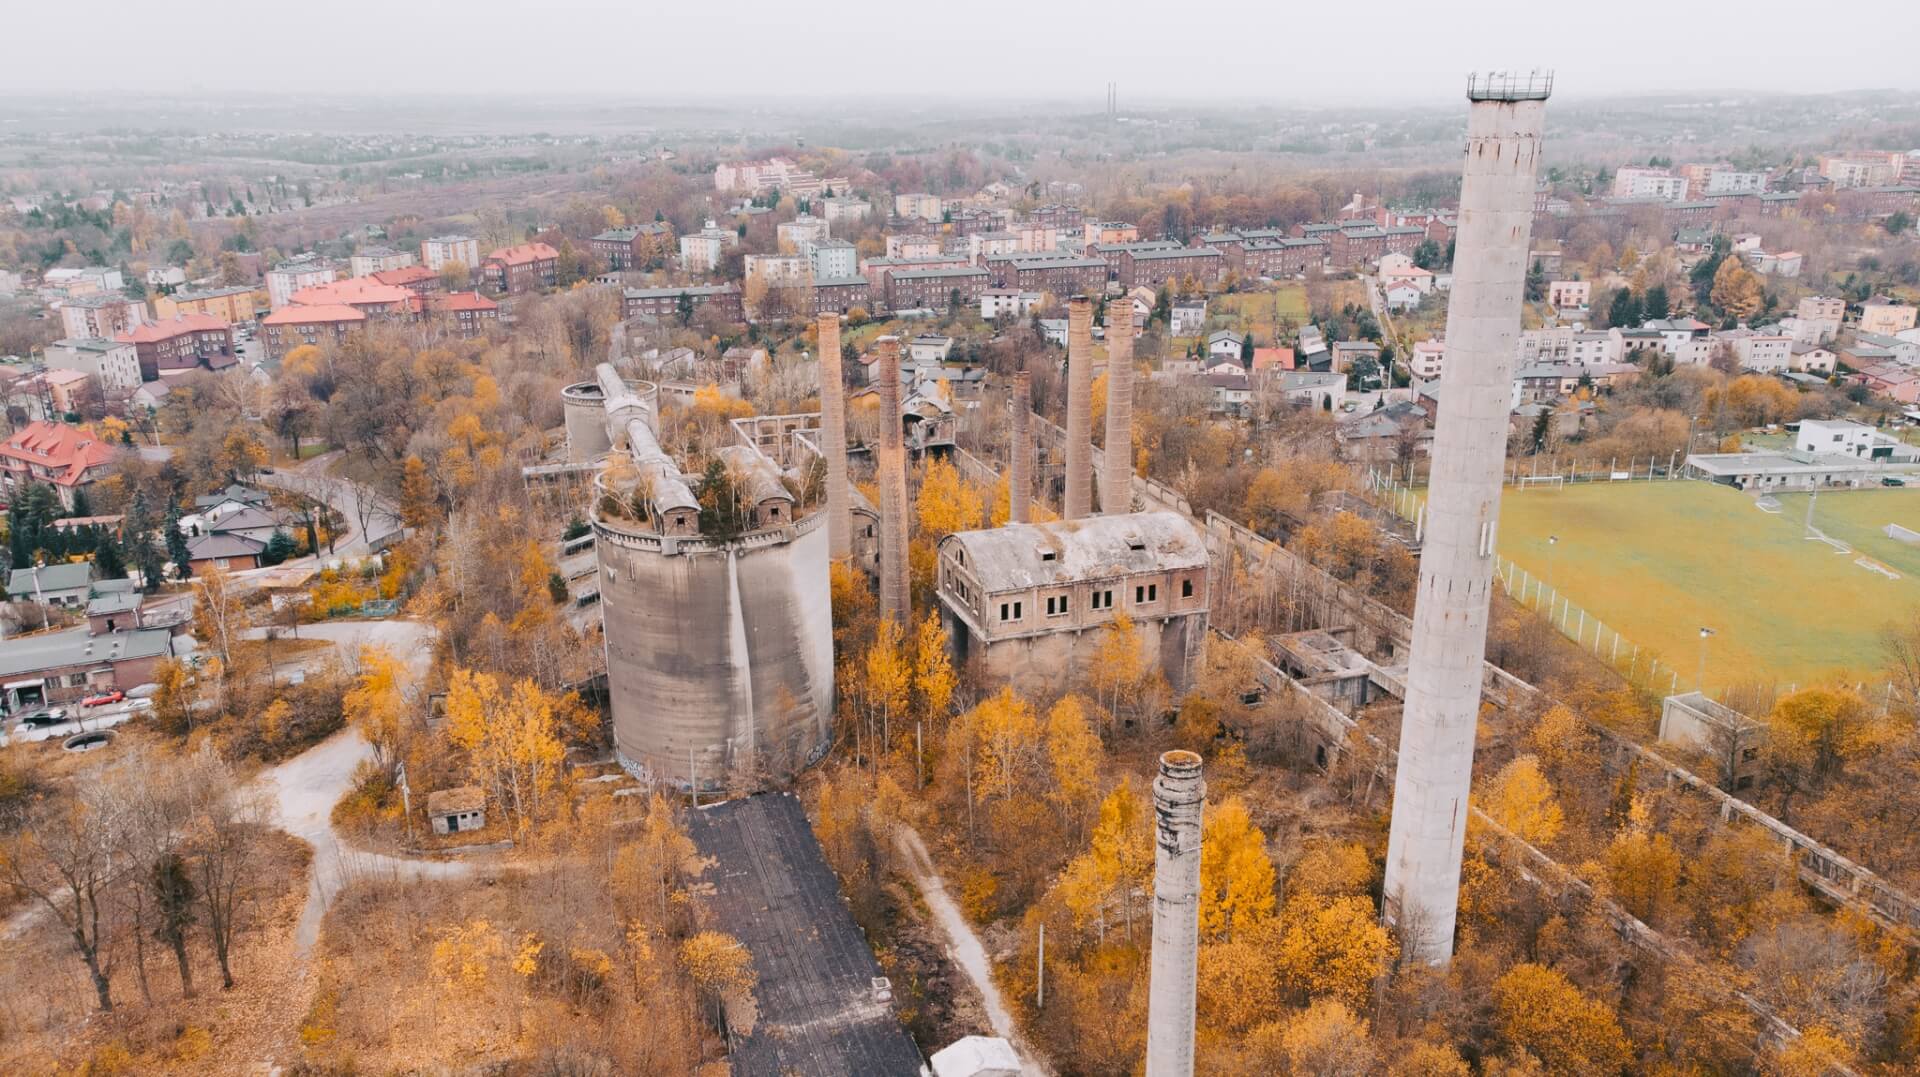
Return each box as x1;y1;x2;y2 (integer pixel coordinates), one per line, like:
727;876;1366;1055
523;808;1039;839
590;222;674;271
153;284;259;323
622;284;743;322
43;338;142;396
259;304;366;359
266;257;337;310
116;314;237;378
421;235;480;273
349;246;416;277
883;266;990;312
484;242;559;295
58;293;147;339
1120;246;1224;290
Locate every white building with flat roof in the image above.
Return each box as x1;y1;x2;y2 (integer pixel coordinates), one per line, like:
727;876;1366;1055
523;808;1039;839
421;235;479;273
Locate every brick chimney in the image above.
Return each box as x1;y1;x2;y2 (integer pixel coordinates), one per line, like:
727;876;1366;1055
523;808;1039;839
1063;296;1095;520
875;336;911;625
1009;367;1032;525
1102;297;1135;514
816;313;852;560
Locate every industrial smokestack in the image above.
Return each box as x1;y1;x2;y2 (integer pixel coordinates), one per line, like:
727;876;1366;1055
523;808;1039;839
1062;296;1095;520
1384;72;1550;967
1102;297;1135;515
1145;750;1205;1077
816;313;851;560
1009;367;1032;525
875;336;912;626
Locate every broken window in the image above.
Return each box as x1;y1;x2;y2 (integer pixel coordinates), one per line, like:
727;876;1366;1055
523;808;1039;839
1181;578;1194;598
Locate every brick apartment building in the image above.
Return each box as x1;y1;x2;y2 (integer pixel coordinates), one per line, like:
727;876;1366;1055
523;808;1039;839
1120;246;1224;290
260;304;367;359
1005;255;1108;296
862;254;974;293
883;266;990;312
622;284;743;323
371;265;441;294
484;242;560;295
1027;203;1086;232
116;314;238;379
590;222;674;270
423;292;501;338
1243;238;1327;277
810;277;872;317
1092;240;1185;281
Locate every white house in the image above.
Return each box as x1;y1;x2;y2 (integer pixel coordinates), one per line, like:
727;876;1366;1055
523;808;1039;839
1171;301;1207;337
1796;419;1877;458
1790;343;1836;375
980;290;1040;320
1410;339;1446;379
1208;330;1247;361
1384;280;1425;311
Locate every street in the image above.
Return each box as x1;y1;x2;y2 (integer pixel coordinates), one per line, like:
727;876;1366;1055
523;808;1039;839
257;450;404;557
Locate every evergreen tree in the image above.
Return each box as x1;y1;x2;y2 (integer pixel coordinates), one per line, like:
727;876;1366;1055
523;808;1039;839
164;508;193;579
69;488;92;517
1644;283;1671;320
91;530;126;579
262;530;298;566
1608;289;1643;328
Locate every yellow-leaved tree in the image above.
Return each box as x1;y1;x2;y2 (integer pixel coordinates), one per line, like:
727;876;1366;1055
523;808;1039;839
1273;893;1397;1009
1479;754;1564;846
443;669;567;838
1044;695;1102;826
916;456;984;540
1198;796;1276;940
342;645;410;768
912;612;956;726
1491;962;1631;1074
863;617;912;750
1053;776;1152;939
680;930;757;1030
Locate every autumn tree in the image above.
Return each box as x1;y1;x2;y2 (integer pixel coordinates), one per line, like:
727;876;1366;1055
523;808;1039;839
680;930;757;1032
1198;795;1276;940
1768;686;1882;785
1054;777;1153;939
912;611;956;727
1479;754;1565;846
863;617;912;753
1492;962;1632;1074
343;645;412;769
444;669;569;838
1710;257;1764;321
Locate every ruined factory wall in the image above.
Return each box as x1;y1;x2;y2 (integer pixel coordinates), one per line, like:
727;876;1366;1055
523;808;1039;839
960;611;1207;701
596;515;833;790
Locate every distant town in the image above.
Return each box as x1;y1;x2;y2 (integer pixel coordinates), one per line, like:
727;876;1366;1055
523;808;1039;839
0;83;1918;1076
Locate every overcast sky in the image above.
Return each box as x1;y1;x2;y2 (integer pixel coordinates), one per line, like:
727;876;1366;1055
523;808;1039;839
8;0;1918;103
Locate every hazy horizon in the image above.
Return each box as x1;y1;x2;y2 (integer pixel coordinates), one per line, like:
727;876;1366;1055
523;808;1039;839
9;0;1919;104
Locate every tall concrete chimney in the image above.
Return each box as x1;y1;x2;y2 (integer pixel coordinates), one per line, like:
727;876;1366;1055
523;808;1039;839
816;313;852;560
1384;73;1550;966
874;336;912;626
1145;750;1205;1077
1008;367;1032;525
1062;296;1095;520
1102;297;1135;515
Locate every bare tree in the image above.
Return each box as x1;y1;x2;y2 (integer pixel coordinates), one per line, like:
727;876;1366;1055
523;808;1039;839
185;753;269;990
0;791;127;1011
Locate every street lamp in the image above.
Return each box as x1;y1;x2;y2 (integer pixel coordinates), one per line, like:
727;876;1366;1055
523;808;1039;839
1698;627;1715;693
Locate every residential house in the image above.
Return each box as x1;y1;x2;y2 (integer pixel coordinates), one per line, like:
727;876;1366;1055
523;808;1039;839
1276;370;1347;411
1330;341;1381;374
1207;330;1248;361
1170;301;1207;337
0;422;116;509
260;304;366;359
1384;280;1425;311
6;562;94;608
184;532;266;573
886;234;943;259
1790;343;1837;375
980;289;1041;320
1410;339;1446;379
1716;326;1793;373
1796;297;1846;344
882;266;989;313
893;193;942;220
1862;297;1919;336
589;223;673;271
1547;280;1591;309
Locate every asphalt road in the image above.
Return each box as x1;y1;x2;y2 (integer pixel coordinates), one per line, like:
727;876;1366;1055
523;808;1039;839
257;450;403;557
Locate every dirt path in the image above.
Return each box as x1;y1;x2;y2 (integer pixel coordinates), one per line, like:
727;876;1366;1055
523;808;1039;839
894;826;1051;1077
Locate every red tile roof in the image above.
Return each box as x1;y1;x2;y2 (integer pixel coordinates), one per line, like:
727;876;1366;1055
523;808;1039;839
428;291;498;313
289;277;415;308
0;422;117;486
261;303;368;326
372;265;437;287
117;313;230;343
486;242;559;266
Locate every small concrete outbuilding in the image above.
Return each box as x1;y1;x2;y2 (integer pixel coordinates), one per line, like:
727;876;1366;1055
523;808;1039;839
427;786;486;835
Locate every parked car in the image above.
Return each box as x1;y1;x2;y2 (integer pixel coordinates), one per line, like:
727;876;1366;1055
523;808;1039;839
19;708;69;727
80;690;125;708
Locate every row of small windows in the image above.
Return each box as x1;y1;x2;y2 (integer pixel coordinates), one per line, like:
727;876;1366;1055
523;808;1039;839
996;578;1197;622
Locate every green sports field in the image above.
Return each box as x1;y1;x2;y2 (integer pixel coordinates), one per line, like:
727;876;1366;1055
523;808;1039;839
1493;482;1920;690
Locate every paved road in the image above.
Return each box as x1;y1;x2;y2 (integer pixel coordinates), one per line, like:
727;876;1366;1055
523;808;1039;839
248;617;464;953
258;451;403;558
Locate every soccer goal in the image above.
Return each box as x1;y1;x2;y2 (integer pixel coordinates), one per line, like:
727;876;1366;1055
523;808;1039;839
1517;474;1566;491
1885;523;1920;545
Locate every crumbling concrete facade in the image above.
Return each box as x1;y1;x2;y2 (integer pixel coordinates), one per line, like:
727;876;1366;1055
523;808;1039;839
817;313;853;560
1062;296;1095;520
934;512;1209;697
1102;297;1135;514
875;336;912;625
1008;368;1032;526
1384;74;1549;965
1146;750;1204;1077
588;362;833;791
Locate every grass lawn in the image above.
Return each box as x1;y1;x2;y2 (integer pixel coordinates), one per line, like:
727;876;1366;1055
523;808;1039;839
1493;481;1920;691
1209;286;1308;340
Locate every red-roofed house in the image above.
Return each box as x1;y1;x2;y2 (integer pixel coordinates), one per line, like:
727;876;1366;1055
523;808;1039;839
0;422;118;508
1251;347;1295;375
371;265;442;293
484;242;559;295
260;304;367;359
117;314;237;379
423;291;500;338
